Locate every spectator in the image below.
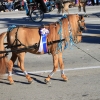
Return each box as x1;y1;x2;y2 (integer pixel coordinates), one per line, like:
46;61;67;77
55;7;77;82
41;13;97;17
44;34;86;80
20;0;24;10
0;1;6;12
91;0;99;5
4;0;14;11
23;0;29;15
13;0;20;10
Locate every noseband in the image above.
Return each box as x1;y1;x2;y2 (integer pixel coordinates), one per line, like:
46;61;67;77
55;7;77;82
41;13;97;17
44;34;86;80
73;19;85;43
78;19;85;32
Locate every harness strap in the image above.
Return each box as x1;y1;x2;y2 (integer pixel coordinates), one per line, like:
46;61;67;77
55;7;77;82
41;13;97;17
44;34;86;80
0;53;8;59
6;27;27;49
0;38;65;54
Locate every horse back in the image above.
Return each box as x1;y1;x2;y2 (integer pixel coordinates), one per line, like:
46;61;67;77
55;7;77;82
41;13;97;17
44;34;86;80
7;27;40;48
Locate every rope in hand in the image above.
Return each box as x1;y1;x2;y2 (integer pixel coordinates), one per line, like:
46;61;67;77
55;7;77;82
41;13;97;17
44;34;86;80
73;44;100;63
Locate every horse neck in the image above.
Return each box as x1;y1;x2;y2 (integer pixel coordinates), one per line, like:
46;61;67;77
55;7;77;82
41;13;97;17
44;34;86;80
68;15;79;37
62;18;69;39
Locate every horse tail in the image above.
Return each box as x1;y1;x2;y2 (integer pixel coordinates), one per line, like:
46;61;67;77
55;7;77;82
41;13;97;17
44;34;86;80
56;0;63;13
0;32;8;76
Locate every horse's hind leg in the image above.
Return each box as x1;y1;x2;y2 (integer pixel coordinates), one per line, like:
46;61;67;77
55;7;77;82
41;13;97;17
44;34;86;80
58;52;68;81
7;53;17;85
17;52;33;83
78;5;81;12
45;54;59;83
83;5;86;13
65;3;71;14
62;4;69;15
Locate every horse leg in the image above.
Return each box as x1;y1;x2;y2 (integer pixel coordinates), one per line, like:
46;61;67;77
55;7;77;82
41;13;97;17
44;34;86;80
65;3;71;14
58;52;68;81
62;8;65;16
17;52;33;83
62;3;69;15
83;4;86;13
78;4;81;12
45;54;59;83
83;4;89;17
65;9;69;15
7;53;17;85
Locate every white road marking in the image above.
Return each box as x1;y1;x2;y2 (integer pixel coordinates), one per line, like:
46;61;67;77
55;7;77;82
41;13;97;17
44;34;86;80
83;33;100;37
5;66;100;76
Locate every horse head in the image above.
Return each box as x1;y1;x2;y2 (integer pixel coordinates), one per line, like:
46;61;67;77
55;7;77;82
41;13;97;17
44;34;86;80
74;14;86;43
78;15;86;31
69;14;86;43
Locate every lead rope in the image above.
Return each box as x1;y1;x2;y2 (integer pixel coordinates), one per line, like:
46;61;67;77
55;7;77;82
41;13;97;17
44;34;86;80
73;44;100;62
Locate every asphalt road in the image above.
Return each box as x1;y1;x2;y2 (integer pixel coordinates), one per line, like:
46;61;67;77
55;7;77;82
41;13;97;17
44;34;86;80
0;6;100;100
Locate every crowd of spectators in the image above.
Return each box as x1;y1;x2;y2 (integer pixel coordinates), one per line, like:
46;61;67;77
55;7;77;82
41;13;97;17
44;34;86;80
0;0;100;12
0;0;24;12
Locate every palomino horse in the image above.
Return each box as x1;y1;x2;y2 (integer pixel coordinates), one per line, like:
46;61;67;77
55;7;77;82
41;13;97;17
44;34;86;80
56;0;88;16
56;0;72;15
0;14;86;85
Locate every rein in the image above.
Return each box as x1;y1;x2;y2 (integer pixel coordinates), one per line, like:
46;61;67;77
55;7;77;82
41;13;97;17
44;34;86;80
74;44;100;63
0;53;8;59
6;27;26;49
0;39;65;54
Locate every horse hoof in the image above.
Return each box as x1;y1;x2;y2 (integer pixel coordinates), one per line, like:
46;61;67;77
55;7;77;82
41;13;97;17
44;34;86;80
44;79;49;84
8;76;14;85
28;80;33;84
61;74;68;82
9;82;14;85
63;78;68;82
26;75;33;84
84;15;89;17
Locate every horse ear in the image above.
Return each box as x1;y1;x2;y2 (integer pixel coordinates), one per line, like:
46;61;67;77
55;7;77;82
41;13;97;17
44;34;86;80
79;15;84;20
76;14;80;20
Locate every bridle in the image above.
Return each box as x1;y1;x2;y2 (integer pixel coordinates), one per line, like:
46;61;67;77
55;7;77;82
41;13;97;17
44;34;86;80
78;19;85;32
71;18;85;43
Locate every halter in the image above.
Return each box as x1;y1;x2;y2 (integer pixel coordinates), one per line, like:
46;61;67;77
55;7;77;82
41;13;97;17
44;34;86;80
78;19;85;32
73;17;85;43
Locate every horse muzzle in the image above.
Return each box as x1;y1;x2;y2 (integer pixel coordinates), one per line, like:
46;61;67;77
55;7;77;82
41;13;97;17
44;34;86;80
80;26;86;31
80;26;85;31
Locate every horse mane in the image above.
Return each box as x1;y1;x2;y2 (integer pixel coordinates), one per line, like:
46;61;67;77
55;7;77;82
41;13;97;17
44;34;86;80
68;14;79;37
61;18;69;42
47;17;71;54
47;23;58;54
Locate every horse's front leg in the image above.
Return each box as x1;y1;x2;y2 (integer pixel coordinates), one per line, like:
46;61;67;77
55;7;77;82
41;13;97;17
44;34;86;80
83;3;89;17
17;52;33;84
58;52;68;81
45;54;59;83
7;53;17;85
